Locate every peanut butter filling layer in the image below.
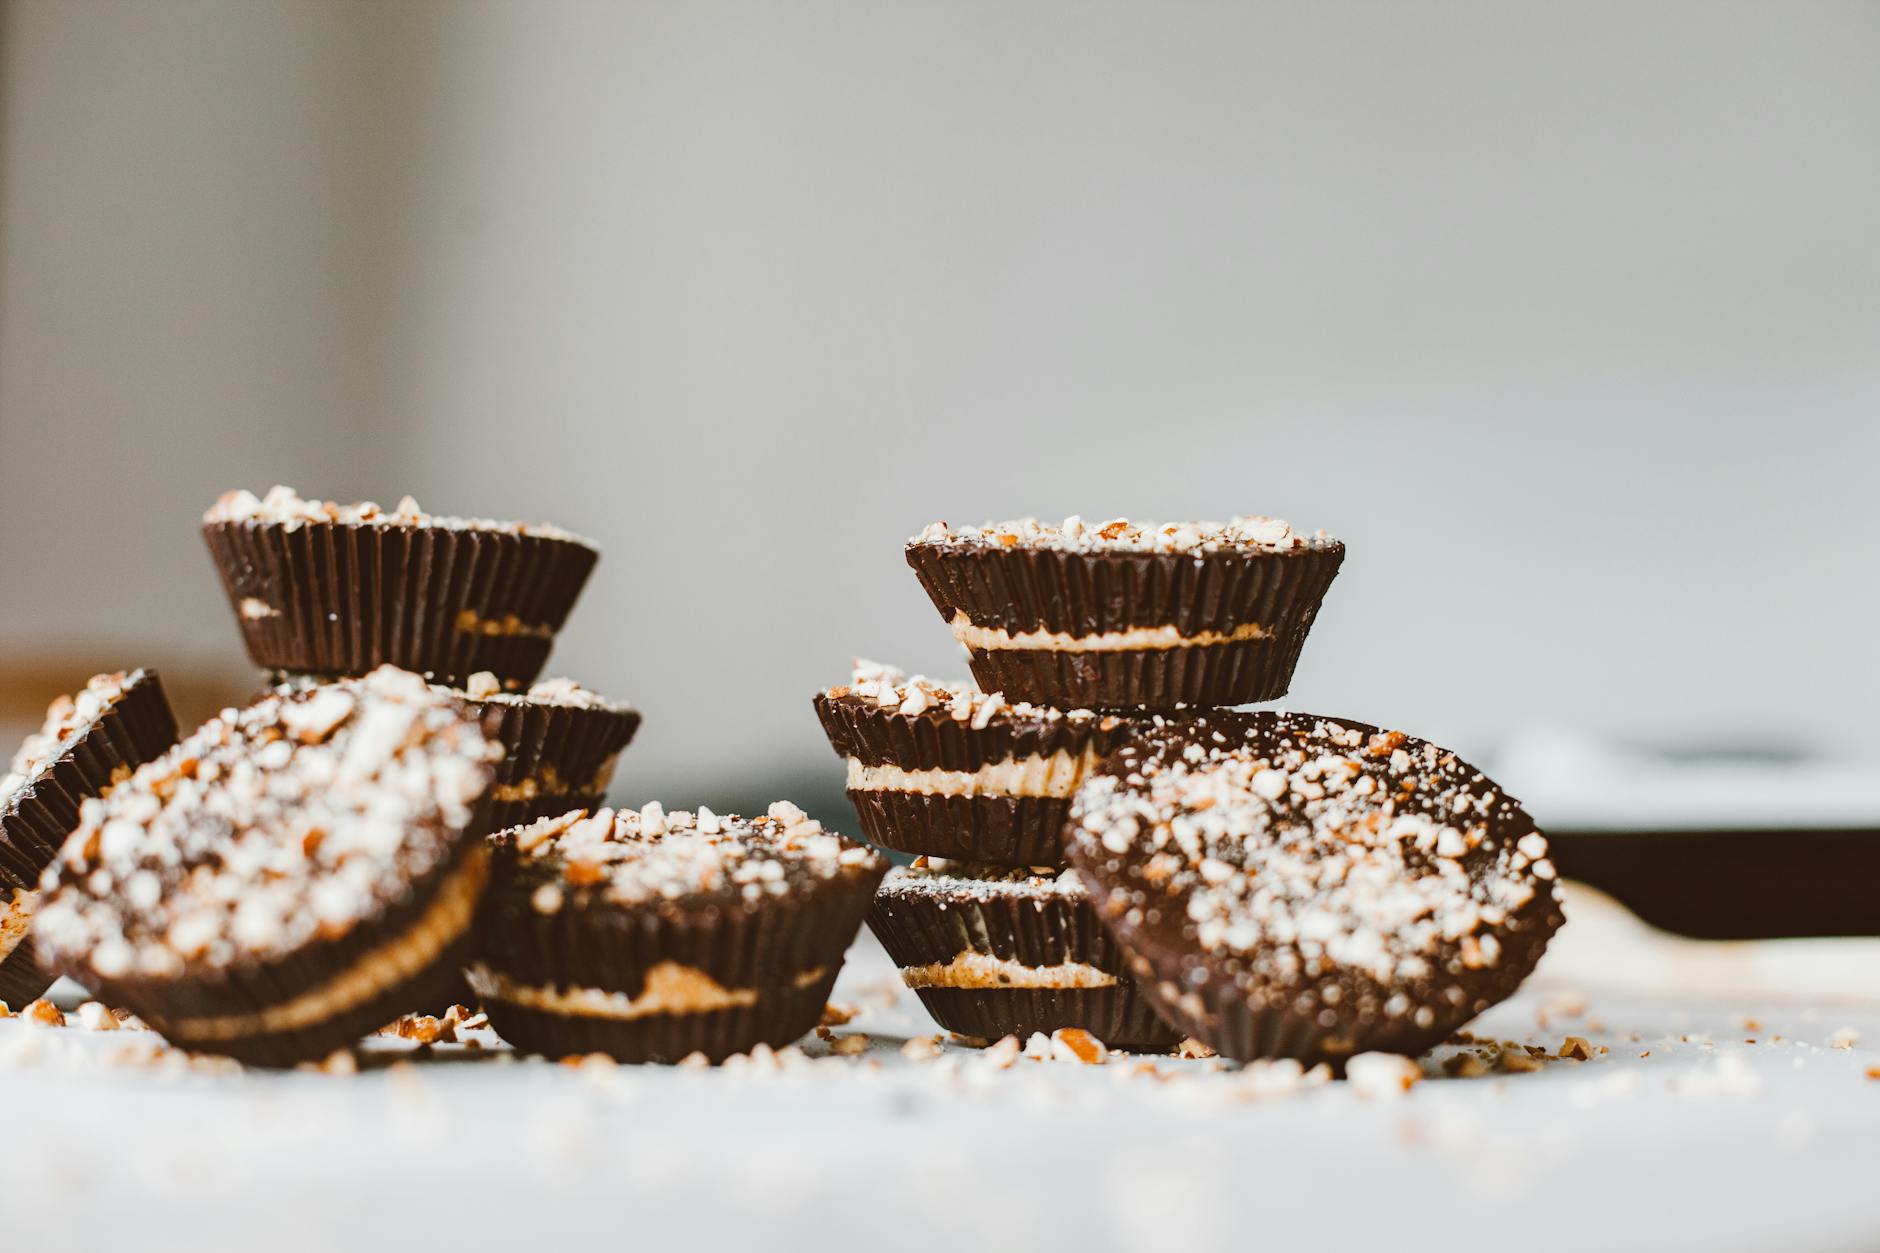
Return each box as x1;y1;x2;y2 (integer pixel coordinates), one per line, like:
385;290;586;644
0;889;34;963
900;950;1118;990
845;748;1096;799
454;609;555;640
165;846;489;1044
466;960;827;1020
948;614;1271;653
491;756;619;804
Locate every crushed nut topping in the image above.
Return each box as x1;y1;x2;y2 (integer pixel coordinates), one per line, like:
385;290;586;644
909;515;1336;556
881;857;1090;902
35;666;499;978
204;485;594;547
829;660;1110;726
1067;717;1551;987
500;802;882;906
1;671;142;804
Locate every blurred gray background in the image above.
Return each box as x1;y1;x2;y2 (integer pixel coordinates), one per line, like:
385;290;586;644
2;0;1877;818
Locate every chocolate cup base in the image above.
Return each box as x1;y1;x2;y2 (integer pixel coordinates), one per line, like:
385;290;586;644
147;929;479;1068
0;941;55;1009
482;970;840;1063
910;985;1178;1051
846;791;1071;866
489;791;609;835
964;636;1308;711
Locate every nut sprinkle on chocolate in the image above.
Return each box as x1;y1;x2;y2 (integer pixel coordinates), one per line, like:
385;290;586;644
1065;712;1561;1064
910;515;1334;556
36;665;500;981
503;802;879;906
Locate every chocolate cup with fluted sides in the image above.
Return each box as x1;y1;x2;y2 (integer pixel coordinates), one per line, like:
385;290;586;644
1066;712;1563;1067
203;519;598;687
471;834;887;1063
51;817;493;1068
868;864;1180;1050
0;671;179;1006
905;541;1343;710
813;690;1134;866
462;695;641;832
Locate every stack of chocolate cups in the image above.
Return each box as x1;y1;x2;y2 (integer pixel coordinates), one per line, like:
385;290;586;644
201;487;640;831
815;514;1346;1050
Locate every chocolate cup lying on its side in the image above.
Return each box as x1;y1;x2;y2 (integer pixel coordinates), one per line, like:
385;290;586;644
54;834;493;1068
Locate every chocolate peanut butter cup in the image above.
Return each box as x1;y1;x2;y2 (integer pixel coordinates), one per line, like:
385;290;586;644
869;859;1179;1049
471;802;886;1063
813;661;1133;866
33;667;501;1066
906;515;1343;710
203;486;599;687
1065;712;1561;1066
272;670;640;832
0;670;178;1007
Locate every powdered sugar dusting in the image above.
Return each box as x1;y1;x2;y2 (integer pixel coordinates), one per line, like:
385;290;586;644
910;515;1335;555
34;666;500;978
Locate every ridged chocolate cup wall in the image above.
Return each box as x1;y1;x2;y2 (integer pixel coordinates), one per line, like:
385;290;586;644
812;690;1133;866
869;872;1179;1049
1065;712;1563;1067
203;520;598;686
52;811;494;1068
904;541;1344;709
0;672;179;1008
459;697;639;831
474;835;886;1063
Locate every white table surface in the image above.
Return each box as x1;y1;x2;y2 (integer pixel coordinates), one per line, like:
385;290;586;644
4;884;1879;1253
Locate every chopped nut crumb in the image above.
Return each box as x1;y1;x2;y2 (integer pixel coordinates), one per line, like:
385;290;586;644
75;1002;119;1032
1559;1036;1595;1061
0;1001;12;1019
1498;1047;1542;1073
1177;1037;1217;1059
900;1035;942;1062
24;999;65;1028
829;1033;869;1056
1829;1027;1861;1050
982;1036;1021;1069
676;1051;711;1070
1346;1052;1420;1097
1443;1052;1489;1078
820;1002;859;1028
1049;1028;1107;1065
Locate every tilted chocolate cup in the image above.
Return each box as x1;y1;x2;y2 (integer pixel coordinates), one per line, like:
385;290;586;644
203;519;598;687
869;865;1180;1050
55;812;494;1068
1065;711;1563;1066
905;541;1343;710
0;670;179;891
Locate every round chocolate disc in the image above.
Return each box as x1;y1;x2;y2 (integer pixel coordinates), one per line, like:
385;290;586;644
1065;711;1563;1065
